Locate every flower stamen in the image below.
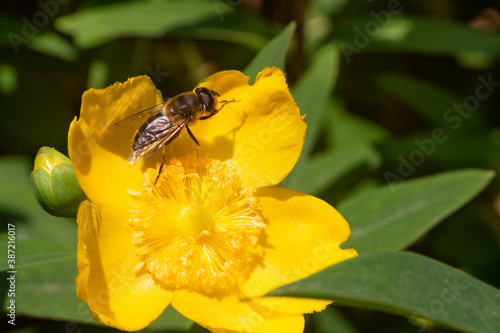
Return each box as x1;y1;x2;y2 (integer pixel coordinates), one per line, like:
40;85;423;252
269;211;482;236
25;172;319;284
129;153;264;294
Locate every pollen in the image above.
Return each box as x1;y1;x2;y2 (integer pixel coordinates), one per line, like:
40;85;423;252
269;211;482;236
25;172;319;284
129;153;265;294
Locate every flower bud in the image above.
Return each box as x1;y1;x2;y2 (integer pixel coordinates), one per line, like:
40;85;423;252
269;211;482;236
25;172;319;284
31;147;87;217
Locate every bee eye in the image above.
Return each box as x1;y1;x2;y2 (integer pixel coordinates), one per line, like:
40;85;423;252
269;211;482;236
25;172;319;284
195;88;217;112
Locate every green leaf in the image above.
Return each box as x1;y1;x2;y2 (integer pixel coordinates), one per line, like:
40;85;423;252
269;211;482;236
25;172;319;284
334;16;500;57
294;143;380;196
384;129;494;170
28;32;79;62
175;10;270;50
243;21;295;84
146;306;193;331
268;251;500;333
0;63;17;94
338;169;494;254
376;73;487;133
312;306;359;333
87;59;109;90
284;44;340;189
2;253;93;323
326;99;391;148
0;239;75;272
186;28;268;50
55;1;219;48
376;73;461;126
290;101;389;196
0;242;192;329
188;323;212;333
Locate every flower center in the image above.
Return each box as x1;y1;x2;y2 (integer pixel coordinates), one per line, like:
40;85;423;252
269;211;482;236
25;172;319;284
176;203;213;239
129;153;265;294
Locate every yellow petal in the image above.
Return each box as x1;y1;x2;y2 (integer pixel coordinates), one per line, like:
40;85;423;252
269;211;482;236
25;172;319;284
241;187;358;298
76;200;172;331
68;76;164;206
172;289;304;333
191;67;307;188
253;297;331;314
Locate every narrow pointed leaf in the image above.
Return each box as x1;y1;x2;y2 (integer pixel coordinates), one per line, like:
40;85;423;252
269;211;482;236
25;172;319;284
295;143;380;195
285;44;340;188
55;1;218;48
339;169;494;253
244;22;295;84
268;251;500;333
376;73;461;126
334;17;500;56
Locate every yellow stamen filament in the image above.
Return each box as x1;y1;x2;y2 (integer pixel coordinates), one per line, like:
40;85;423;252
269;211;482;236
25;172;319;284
129;153;264;294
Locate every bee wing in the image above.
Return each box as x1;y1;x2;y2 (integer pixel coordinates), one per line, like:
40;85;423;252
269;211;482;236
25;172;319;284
108;103;167;132
127;119;188;166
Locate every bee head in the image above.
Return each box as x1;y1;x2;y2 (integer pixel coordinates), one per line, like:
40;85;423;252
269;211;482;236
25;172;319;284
195;87;220;117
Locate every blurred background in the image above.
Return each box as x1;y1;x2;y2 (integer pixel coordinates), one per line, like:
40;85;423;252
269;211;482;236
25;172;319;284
1;0;500;332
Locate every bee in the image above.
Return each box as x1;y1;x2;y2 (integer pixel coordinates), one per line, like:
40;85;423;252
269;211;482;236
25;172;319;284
109;87;238;183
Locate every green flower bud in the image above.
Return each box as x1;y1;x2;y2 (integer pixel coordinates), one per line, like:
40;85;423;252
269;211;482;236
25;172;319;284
31;147;87;218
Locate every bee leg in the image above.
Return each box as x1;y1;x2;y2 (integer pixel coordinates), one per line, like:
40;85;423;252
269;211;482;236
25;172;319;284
154;146;166;186
217;98;240;112
200;98;241;120
185;125;201;147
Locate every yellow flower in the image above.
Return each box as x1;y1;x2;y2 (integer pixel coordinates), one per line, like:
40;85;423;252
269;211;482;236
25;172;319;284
68;67;357;332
